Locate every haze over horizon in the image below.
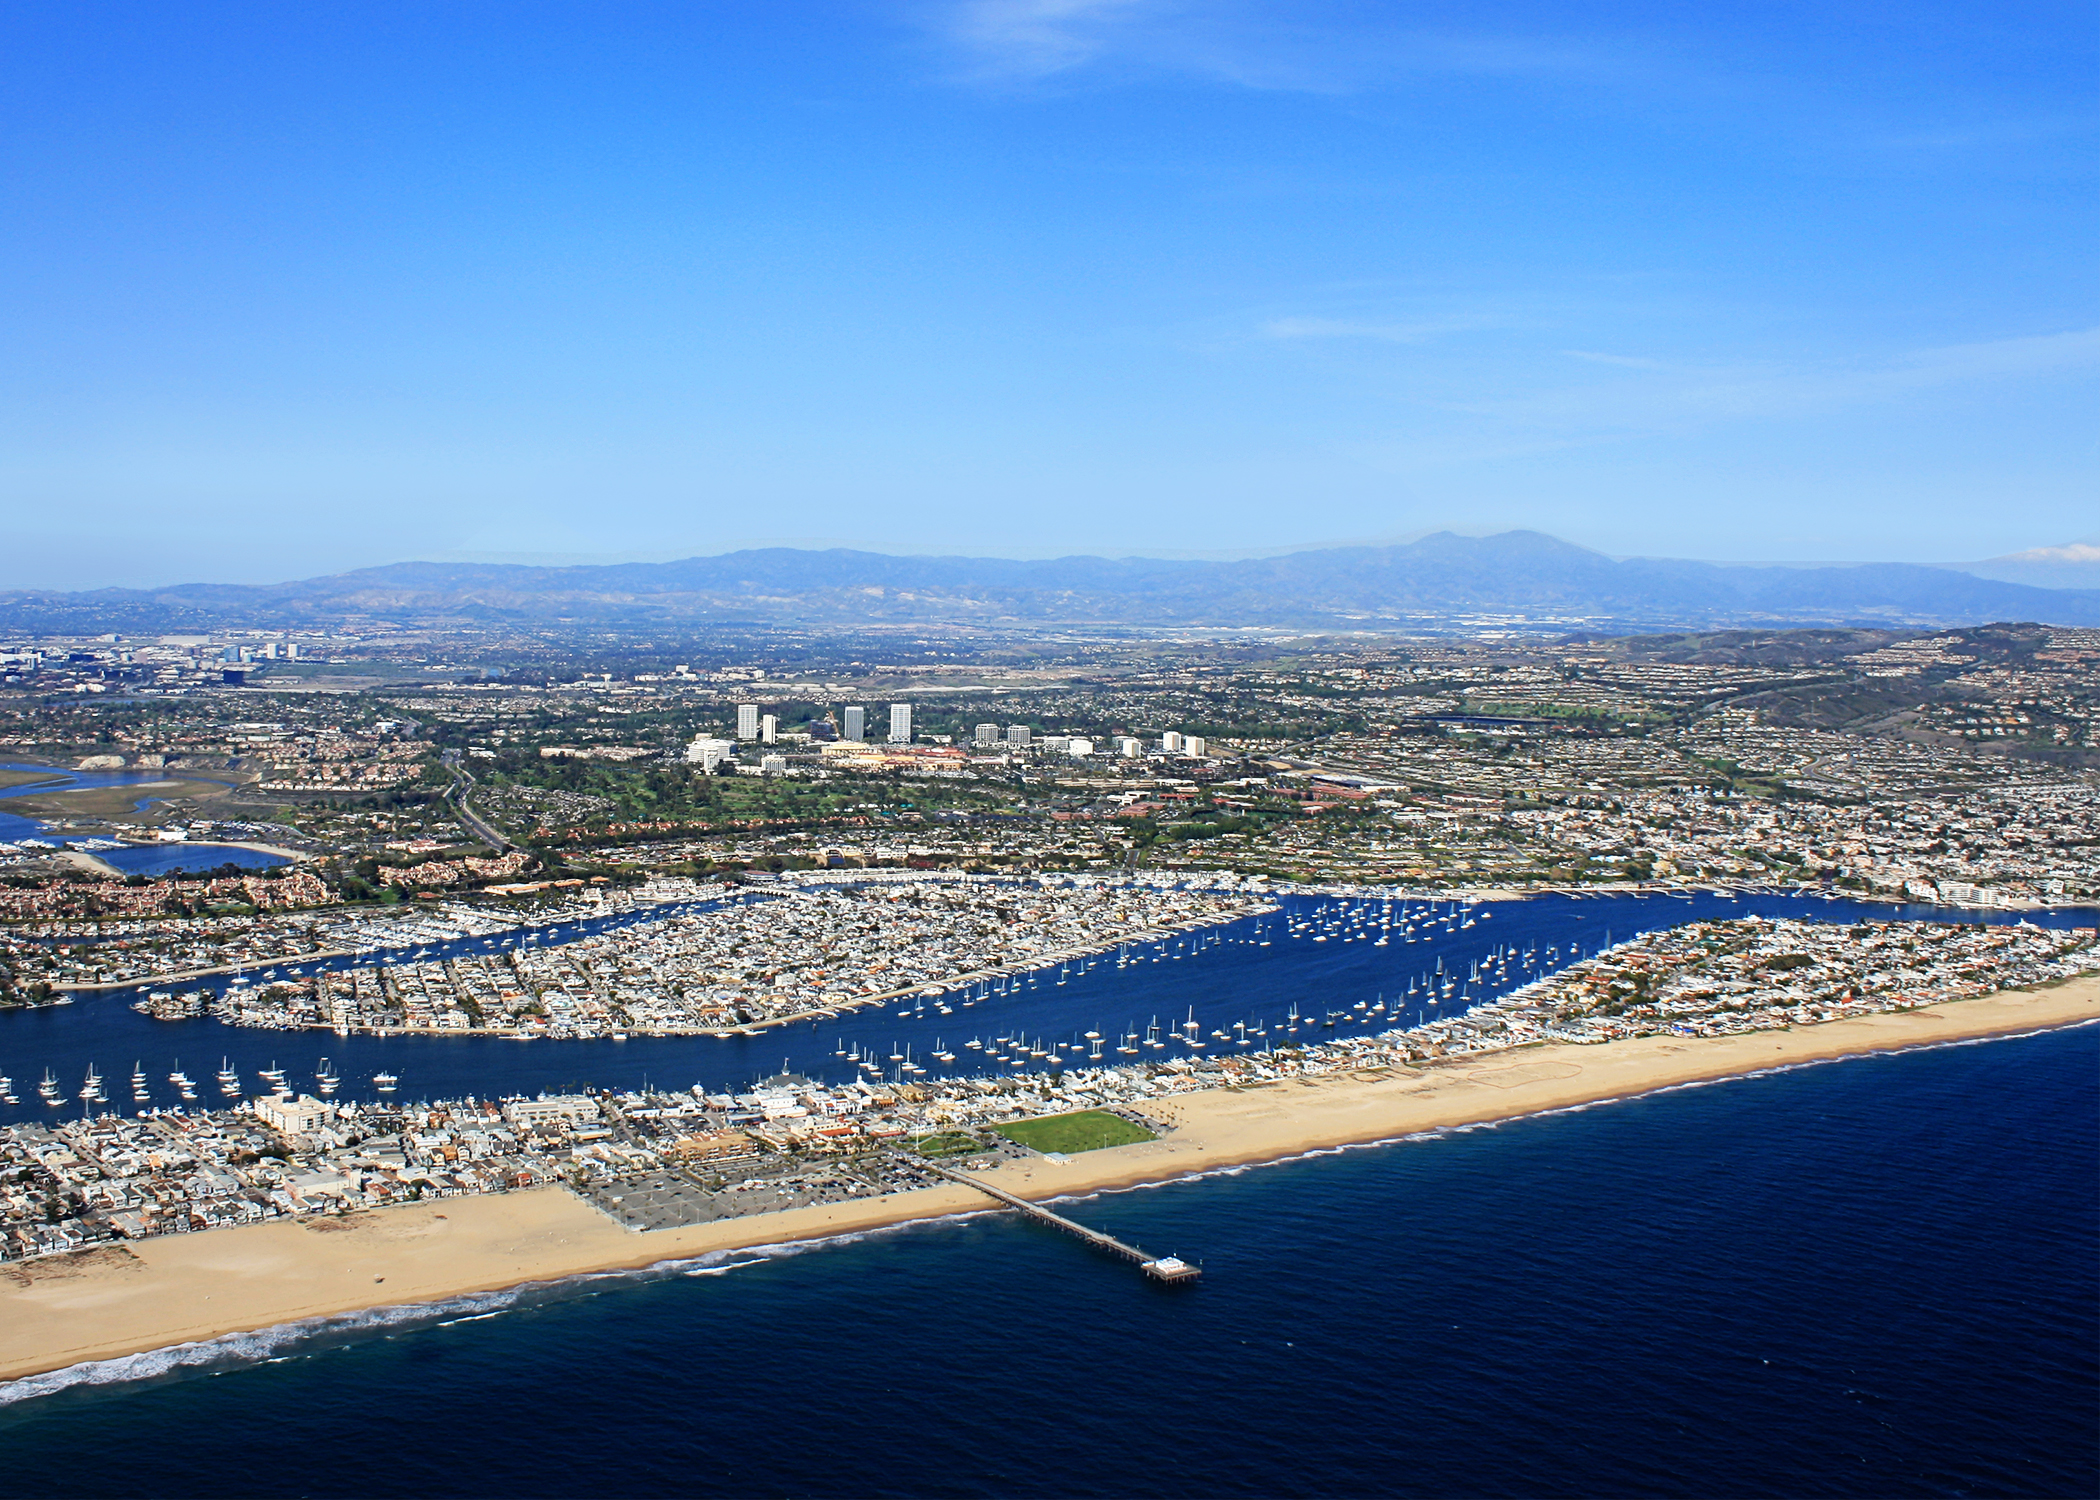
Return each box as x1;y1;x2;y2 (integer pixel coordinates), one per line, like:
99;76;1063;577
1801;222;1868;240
4;1;2094;591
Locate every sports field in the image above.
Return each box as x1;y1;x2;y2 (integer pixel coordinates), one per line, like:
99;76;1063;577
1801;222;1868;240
996;1110;1154;1155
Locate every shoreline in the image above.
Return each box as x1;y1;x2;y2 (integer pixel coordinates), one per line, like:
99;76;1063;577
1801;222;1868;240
2;975;2094;1388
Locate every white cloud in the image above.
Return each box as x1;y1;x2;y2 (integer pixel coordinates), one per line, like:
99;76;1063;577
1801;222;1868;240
1448;327;2100;433
936;0;1159;81
1260;315;1486;344
918;0;1611;91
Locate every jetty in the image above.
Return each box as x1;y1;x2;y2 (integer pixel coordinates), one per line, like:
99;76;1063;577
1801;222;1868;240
915;1159;1200;1283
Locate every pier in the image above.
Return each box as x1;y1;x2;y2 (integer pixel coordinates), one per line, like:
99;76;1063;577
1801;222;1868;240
915;1159;1200;1283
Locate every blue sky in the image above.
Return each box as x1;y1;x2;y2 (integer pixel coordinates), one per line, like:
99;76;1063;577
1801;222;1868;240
2;0;2093;588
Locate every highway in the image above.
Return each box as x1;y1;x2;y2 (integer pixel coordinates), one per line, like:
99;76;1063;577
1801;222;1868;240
440;748;513;851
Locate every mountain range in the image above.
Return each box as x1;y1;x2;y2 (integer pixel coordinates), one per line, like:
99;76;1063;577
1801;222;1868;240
5;531;2097;634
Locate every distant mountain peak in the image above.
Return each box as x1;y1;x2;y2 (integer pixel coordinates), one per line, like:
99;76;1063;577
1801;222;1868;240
3;529;2095;633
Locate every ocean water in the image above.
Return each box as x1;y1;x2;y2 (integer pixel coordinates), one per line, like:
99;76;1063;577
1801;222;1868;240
1;1022;2092;1498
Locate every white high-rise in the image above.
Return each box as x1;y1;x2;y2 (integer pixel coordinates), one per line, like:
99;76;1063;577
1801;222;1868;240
760;714;778;744
843;706;865;742
974;723;1000;746
888;703;912;744
1005;725;1030;747
1182;735;1206;757
735;703;760;740
1160;731;1183;753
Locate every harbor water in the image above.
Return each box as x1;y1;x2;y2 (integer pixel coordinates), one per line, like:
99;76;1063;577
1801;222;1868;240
3;886;2093;1113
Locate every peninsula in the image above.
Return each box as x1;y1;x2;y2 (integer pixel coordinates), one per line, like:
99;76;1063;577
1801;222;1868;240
3;976;2091;1389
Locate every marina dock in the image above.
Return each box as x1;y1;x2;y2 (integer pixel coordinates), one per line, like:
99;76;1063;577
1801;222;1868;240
915;1158;1200;1283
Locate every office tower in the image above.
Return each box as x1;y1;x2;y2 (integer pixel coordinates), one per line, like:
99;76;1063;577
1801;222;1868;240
888;703;912;743
843;706;865;742
1160;732;1183;753
1005;725;1030;747
975;723;1000;746
760;714;777;744
1114;736;1141;758
1182;735;1206;757
736;703;760;740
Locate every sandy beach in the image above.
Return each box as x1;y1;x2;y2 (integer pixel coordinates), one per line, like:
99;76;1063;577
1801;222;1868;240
3;975;2093;1387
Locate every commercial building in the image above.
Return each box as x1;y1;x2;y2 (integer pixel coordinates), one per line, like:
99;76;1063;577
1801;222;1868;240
1114;736;1142;758
1160;732;1183;753
254;1094;334;1135
888;703;912;744
843;706;865;742
1182;735;1206;757
975;723;1001;746
1006;725;1031;747
503;1095;603;1128
760;714;778;744
684;736;735;771
736;704;760;740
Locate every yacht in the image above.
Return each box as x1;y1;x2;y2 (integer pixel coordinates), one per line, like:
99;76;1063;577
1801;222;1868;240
0;1076;17;1107
80;1065;105;1105
38;1070;62;1106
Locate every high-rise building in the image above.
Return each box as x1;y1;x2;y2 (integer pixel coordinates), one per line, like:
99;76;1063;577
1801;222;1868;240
736;703;760;740
1005;725;1030;747
1182;735;1206;757
888;703;912;744
1113;736;1141;758
1160;731;1183;753
843;706;865;742
974;723;1000;746
760;714;778;744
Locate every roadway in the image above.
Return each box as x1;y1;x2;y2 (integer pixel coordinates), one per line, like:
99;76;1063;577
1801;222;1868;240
439;749;513;852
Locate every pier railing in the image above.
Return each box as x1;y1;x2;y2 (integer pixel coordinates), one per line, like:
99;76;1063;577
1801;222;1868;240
908;1156;1199;1283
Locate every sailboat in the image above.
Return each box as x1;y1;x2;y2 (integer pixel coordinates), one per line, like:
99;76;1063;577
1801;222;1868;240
38;1070;62;1106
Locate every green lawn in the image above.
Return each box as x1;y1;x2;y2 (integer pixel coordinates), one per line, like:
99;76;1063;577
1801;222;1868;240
996;1110;1154;1155
906;1130;987;1158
